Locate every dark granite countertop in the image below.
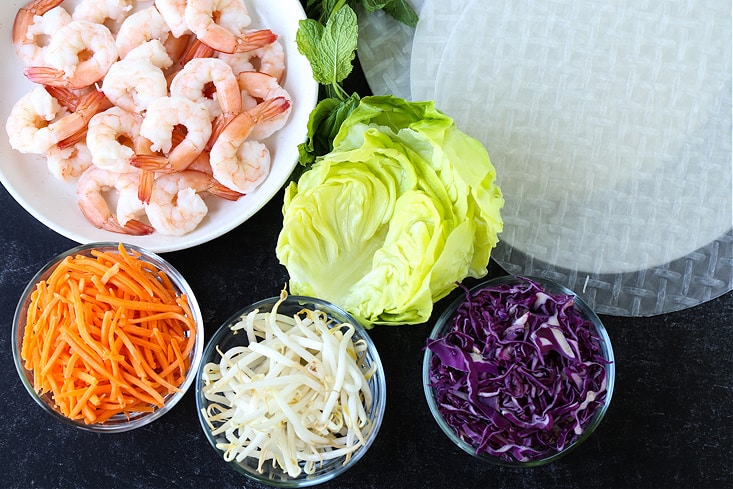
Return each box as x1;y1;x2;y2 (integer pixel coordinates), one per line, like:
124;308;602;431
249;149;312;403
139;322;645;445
1;3;732;488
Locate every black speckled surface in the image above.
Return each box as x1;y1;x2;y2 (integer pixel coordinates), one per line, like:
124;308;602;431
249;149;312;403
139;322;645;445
2;3;732;487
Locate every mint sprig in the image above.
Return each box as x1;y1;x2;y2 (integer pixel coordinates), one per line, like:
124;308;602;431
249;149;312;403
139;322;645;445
296;4;358;100
295;1;418;172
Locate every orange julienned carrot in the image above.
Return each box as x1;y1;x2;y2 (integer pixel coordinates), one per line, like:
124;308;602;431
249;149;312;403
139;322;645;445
20;243;197;425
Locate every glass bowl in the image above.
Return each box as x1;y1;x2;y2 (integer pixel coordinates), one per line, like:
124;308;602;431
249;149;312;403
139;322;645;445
196;294;387;487
423;275;615;467
12;242;204;433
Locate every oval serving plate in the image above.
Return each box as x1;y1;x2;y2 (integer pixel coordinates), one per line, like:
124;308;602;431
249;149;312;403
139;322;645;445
0;0;318;253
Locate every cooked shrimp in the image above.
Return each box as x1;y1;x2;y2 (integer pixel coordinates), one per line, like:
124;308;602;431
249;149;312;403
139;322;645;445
236;71;292;140
218;37;285;81
102;40;172;113
24;20;118;89
71;0;134;33
86;106;144;173
5;85;66;154
115;5;171;59
7;86;111;154
46;139;93;181
169;57;242;121
133;96;213;176
77;166;153;235
209;97;291;193
212;139;270;194
13;0;70;67
184;0;277;54
155;0;190;38
189;0;252;33
124;38;175;68
145;170;242;235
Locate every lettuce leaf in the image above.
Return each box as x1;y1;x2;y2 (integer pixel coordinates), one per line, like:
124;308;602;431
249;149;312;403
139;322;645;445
276;96;504;326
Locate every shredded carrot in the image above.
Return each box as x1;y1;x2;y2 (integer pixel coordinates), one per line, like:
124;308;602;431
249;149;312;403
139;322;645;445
20;243;197;425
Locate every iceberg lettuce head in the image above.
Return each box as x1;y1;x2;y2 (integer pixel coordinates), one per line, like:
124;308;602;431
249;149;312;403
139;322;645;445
276;96;504;326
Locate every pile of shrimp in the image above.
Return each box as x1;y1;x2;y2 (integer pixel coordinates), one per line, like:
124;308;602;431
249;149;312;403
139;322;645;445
6;0;293;236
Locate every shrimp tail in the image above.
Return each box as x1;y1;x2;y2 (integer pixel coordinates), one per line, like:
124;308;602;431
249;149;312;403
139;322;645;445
118;219;156;236
13;0;65;45
202;28;278;55
131;154;171;171
79;201;153;235
131;151;200;174
253;96;291;122
207;112;237;151
75;89;113;119
138;170;155;204
234;29;278;53
43;86;81;111
24;66;71;87
56;127;87;150
51;89;112;143
207;181;244;201
218;96;290;139
180;38;216;66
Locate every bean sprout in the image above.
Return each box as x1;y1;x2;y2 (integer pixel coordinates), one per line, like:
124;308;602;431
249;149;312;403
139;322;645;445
201;292;376;477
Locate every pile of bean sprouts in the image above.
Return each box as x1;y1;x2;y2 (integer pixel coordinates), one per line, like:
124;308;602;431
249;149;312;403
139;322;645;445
200;292;376;478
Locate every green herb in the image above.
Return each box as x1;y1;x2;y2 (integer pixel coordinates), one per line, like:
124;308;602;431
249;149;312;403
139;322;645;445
305;0;418;27
296;93;361;171
295;1;418;170
296;4;358;99
365;0;418;27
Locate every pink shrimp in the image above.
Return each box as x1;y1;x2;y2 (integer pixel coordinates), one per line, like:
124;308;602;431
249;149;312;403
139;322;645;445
77;166;153;235
155;0;190;38
209;97;290;193
184;0;277;54
13;0;70;67
130;96;213;202
145;170;242;235
71;0;134;34
46;139;93;182
5;86;110;154
218;37;285;81
24;20;118;89
236;71;292;140
169;57;242;120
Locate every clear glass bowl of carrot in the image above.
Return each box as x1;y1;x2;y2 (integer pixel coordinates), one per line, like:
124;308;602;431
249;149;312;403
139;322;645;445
12;242;203;433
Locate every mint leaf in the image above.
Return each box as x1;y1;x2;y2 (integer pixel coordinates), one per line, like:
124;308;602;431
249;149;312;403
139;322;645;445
359;0;389;13
356;0;418;27
296;5;358;88
296;19;326;83
296;93;361;170
322;5;359;84
383;0;419;27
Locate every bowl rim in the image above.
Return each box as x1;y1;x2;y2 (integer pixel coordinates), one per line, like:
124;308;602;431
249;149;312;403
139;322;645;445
195;294;387;487
12;241;204;433
422;274;615;467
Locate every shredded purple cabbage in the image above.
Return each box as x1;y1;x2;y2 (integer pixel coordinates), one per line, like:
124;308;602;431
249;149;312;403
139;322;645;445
426;278;609;462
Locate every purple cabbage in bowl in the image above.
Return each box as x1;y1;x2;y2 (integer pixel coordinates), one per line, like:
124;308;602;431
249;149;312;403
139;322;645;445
423;276;614;466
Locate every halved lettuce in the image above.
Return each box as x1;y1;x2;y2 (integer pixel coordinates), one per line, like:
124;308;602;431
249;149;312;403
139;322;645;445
276;96;504;326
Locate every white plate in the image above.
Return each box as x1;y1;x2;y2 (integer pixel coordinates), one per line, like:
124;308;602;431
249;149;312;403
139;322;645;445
0;0;318;253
